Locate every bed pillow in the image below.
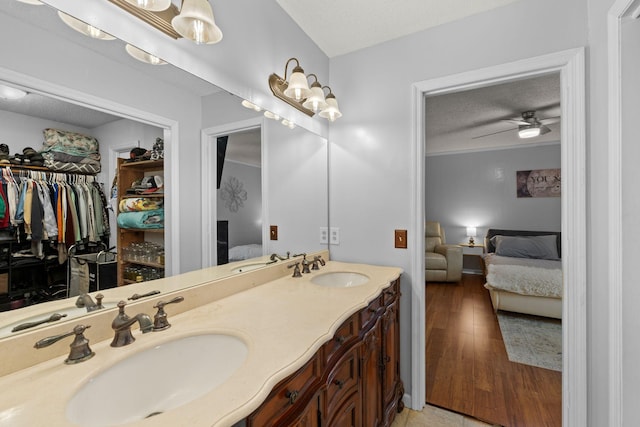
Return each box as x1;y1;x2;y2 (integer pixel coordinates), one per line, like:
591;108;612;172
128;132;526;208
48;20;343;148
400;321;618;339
493;235;559;260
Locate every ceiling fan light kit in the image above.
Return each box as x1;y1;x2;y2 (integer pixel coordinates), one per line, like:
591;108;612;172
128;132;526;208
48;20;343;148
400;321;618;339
518;124;541;139
474;109;558;140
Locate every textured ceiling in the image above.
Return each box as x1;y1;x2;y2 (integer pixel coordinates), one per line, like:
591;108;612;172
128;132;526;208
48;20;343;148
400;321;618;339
275;0;519;57
425;73;561;155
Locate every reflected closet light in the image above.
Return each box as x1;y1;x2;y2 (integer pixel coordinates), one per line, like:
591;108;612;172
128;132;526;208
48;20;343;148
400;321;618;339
15;0;44;5
241;100;262;112
264;111;280;121
125;44;167;65
0;84;28;100
281;119;296;129
57;11;116;40
123;0;171;12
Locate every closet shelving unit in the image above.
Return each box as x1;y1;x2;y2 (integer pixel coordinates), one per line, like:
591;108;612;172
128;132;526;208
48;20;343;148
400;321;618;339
116;158;164;286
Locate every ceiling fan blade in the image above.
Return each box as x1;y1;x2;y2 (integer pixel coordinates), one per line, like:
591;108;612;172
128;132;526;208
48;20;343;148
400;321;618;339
539;116;560;125
539;125;551;135
472;127;517;139
503;119;530;125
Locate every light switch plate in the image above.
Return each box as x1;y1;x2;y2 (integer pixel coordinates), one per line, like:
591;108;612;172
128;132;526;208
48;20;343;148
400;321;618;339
270;225;278;240
320;227;328;244
330;227;340;245
395;229;407;249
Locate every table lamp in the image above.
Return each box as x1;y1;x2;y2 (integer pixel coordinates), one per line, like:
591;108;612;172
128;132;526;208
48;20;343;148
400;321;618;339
466;227;477;246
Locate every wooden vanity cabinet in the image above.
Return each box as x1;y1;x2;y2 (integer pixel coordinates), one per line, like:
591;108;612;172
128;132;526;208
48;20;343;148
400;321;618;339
246;278;402;427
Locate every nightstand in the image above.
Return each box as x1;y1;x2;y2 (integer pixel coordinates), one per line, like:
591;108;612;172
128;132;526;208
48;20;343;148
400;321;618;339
460;243;485;274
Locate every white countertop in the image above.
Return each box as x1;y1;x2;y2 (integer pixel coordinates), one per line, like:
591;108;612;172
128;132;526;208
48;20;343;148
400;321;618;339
0;260;402;427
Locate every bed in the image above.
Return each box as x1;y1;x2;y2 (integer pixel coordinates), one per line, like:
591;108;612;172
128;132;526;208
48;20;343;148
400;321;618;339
483;229;562;319
228;244;263;262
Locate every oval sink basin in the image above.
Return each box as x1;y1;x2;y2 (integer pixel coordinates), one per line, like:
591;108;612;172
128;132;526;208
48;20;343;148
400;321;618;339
66;334;248;427
231;262;266;274
0;301;117;338
310;272;369;288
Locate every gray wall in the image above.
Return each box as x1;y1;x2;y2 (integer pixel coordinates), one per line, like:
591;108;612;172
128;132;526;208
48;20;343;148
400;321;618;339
426;144;562;246
217;160;262;248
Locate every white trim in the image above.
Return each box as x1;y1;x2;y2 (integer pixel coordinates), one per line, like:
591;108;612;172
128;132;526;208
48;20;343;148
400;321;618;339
426;140;561;157
0;65;180;276
606;1;635;425
200;117;263;268
412;48;586;425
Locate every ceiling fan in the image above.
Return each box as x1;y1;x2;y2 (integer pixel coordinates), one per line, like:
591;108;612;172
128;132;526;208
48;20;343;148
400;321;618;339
473;110;560;140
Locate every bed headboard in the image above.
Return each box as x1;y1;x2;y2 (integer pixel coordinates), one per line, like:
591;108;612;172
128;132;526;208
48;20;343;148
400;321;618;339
484;228;561;258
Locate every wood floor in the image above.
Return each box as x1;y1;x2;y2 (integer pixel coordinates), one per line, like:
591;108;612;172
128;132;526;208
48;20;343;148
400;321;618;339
426;274;562;427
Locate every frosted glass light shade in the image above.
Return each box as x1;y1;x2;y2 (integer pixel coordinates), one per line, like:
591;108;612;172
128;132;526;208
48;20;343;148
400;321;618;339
283;68;312;101
302;84;327;112
518;125;541;139
123;0;171;12
319;95;342;122
125;44;166;65
57;11;115;40
172;0;223;44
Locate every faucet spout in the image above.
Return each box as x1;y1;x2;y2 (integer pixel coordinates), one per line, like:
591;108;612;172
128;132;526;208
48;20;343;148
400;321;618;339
111;301;153;347
75;293;105;313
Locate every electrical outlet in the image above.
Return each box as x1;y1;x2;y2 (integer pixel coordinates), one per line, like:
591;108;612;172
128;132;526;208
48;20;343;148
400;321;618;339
330;227;340;245
395;229;407;249
320;227;328;244
270;225;278;240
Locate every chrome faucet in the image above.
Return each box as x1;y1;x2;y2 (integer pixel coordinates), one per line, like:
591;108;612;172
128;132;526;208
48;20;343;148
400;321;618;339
311;255;326;270
288;262;302;277
110;301;153;347
270;251;290;262
301;255;311;274
34;324;95;364
75;293;105;312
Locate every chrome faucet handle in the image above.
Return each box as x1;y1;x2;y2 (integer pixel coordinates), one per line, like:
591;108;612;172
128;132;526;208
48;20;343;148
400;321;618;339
152;296;185;331
34;324;95;364
128;290;160;301
94;293;104;310
311;255;325;270
288;262;302;278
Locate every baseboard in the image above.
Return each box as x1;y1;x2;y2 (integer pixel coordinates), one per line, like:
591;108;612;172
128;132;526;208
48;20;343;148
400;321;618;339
462;268;484;275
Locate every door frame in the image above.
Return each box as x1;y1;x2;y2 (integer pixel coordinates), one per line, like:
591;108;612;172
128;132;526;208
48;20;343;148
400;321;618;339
410;48;586;426
200;117;265;267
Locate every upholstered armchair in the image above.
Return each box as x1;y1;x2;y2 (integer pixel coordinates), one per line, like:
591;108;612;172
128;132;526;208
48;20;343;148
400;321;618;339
425;221;463;282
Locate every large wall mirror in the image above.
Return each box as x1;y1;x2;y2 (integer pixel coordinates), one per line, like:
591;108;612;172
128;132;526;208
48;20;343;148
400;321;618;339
0;1;328;339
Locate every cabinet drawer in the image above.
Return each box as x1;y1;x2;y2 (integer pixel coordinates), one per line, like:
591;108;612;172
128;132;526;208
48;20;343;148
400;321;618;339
247;354;320;427
360;295;382;331
322;313;358;365
326;345;359;416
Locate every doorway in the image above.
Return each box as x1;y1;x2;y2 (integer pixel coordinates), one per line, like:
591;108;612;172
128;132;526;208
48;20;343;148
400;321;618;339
410;48;587;426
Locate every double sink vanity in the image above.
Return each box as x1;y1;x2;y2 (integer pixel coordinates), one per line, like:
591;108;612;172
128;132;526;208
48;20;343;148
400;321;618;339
0;250;403;427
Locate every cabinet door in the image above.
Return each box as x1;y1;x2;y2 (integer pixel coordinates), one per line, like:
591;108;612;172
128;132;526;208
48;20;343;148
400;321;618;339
289;393;321;427
381;300;402;424
361;316;382;427
326;390;361;427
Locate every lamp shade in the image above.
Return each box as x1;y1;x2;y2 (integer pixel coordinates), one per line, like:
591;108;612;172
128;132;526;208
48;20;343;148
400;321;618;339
57;11;115;40
302;83;327;112
466;227;477;238
125;44;166;65
319;94;342;122
123;0;171;12
518;124;541;139
283;66;312;101
172;0;223;45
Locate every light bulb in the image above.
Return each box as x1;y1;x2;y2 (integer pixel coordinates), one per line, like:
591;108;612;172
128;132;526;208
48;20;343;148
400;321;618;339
192;20;205;44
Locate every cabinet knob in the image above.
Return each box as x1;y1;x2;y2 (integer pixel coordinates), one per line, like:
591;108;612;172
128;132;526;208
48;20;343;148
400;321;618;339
333;379;345;389
334;335;346;344
285;390;299;405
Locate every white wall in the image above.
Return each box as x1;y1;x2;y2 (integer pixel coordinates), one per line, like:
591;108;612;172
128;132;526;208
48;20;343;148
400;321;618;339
217;160;262;248
328;0;588;418
426;144;562;245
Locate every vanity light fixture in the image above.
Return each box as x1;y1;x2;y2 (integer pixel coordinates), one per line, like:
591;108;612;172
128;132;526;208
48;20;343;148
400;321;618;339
125;44;167;65
123;0;171;12
57;11;116;40
0;84;28;100
108;0;222;44
518;124;542;139
269;58;341;120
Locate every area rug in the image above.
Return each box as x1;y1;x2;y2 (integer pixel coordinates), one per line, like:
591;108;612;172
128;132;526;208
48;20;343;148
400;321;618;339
497;312;562;372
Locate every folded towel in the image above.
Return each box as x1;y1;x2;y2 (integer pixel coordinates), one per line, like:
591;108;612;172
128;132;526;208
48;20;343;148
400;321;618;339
119;198;164;212
117;209;164;229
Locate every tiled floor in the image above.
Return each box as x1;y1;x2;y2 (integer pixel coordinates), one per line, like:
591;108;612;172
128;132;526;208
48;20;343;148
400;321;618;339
391;404;496;427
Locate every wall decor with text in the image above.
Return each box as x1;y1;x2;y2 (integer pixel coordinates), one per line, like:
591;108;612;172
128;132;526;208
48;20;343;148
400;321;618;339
516;168;561;198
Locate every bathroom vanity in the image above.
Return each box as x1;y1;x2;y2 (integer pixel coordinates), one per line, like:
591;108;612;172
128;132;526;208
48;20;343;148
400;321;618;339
0;253;403;427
